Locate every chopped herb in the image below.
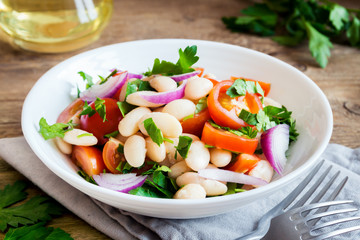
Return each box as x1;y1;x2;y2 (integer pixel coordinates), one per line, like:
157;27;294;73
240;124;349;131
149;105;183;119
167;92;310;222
80;98;107;122
182;114;194;121
77;170;96;184
77;133;93;138
163;138;174;144
115;162;133;174
117;101;137;117
222;1;360;68
104;130;119;138
224;182;245;195
78;71;94;89
99;69;118;85
238;109;258;126
124;79;153;100
175;136;193;159
38;118;74;140
117;143;124;154
143;118;164;146
238;126;258;139
144;45;199;76
204;144;215;148
195;96;208;114
4;222;73;240
0;181;64;232
226;79;264;98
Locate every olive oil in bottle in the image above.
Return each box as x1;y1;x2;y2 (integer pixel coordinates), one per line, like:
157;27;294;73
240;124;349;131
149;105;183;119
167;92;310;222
0;0;113;53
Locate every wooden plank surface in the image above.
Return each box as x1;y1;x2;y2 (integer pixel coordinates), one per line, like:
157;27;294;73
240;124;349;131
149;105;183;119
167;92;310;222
0;0;359;239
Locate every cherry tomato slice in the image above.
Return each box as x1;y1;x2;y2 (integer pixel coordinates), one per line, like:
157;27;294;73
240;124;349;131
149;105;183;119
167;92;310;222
245;92;263;114
201;122;258;154
181;108;211;137
207;80;249;129
226;153;260;173
80;98;122;145
72;145;106;176
57;99;84;123
103;137;124;174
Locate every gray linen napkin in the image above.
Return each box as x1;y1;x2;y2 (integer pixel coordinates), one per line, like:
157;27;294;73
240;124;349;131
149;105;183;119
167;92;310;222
0;136;359;240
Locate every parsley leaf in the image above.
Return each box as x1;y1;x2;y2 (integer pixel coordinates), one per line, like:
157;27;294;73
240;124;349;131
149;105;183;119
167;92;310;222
329;3;349;31
208;121;257;139
175;136;193;159
0;182;64;232
80;98;107;122
104;130;119;138
195;97;208;114
238;109;258;126
347;16;360;46
115;162;133;174
124;79;153;100
78;71;93;89
77;170;96;184
99;69;118;85
226;79;264;98
4;222;73;240
117;101;137;117
238;126;258;139
38;118;74;140
143;118;164;146
304;20;333;68
144;45;199;76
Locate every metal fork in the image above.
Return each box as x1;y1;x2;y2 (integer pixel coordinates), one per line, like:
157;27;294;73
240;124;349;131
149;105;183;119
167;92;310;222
263;200;360;239
237;160;348;240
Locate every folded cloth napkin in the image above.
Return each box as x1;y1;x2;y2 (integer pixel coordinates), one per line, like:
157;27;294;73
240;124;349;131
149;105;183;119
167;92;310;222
0;137;359;240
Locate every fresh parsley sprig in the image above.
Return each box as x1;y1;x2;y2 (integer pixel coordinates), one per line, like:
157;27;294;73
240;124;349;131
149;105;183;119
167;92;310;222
226;79;264;98
222;0;360;68
80;98;107;122
38;118;75;140
144;45;199;76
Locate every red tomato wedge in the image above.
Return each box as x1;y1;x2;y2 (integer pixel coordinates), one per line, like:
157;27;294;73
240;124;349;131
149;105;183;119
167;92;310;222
230;76;271;96
201;122;258;154
207;80;249;129
181;108;211;137
56;99;84;123
245;92;263;114
193;67;204;77
103;138;124;174
226;153;260;173
80;98;122;145
72;145;106;176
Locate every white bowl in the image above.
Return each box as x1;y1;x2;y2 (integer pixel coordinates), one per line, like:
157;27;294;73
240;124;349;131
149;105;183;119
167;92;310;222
22;39;333;219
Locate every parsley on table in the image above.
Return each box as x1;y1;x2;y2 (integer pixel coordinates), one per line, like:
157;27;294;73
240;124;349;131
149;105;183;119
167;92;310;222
0;181;69;238
144;45;199;76
38;118;75;140
222;0;360;68
4;222;73;240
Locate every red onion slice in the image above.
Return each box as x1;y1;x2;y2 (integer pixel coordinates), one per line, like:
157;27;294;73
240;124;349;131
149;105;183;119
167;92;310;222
198;168;268;186
93;173;147;193
110;68;143;80
139;80;187;104
260;124;290;176
80;71;128;102
170;70;201;82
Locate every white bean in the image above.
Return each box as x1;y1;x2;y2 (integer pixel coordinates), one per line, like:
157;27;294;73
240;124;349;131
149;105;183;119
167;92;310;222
201;179;228;196
63;129;98;146
145;137;166;162
162;99;196;121
124;135;147;167
126;91;163;108
173;184;206;199
149;76;177;92
169;161;192;179
55;137;72;154
138;112;182;138
210;148;232;167
263;97;282;108
184;77;213;100
185;141;210;171
248;160;274;187
176;172;204;187
118;107;151;137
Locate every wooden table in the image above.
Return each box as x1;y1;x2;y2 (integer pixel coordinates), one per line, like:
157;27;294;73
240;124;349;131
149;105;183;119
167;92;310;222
1;0;359;239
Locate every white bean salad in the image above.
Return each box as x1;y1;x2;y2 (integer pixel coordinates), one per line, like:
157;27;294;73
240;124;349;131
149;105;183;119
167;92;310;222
39;46;298;199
